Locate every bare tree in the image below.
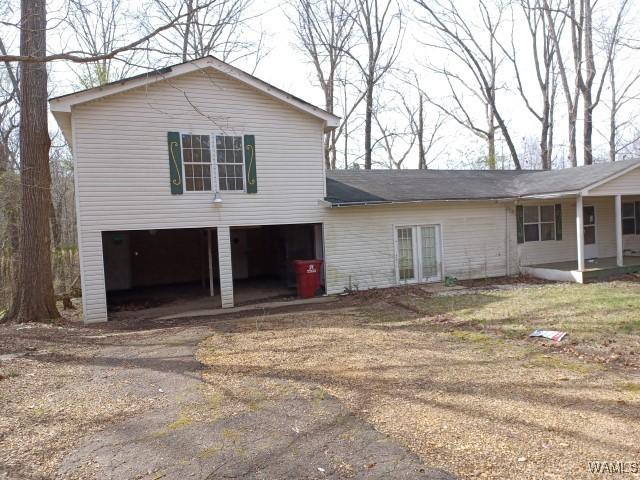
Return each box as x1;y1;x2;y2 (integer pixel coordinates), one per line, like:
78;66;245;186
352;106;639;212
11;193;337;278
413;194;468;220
542;0;627;165
500;0;562;169
66;0;141;88
146;0;265;69
415;0;522;169
290;0;356;169
396;76;446;169
598;0;637;162
349;0;403;169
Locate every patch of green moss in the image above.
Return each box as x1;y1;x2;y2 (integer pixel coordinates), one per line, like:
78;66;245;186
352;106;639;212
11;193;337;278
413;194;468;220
528;353;592;374
166;413;193;430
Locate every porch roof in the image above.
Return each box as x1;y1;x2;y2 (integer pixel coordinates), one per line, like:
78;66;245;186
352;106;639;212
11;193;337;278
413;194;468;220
325;159;640;206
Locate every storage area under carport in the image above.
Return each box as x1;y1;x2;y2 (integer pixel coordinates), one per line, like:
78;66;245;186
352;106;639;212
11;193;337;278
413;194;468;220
101;223;324;319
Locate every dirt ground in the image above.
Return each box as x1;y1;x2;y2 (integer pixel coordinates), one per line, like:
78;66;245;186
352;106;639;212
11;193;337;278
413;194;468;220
1;279;640;479
0;299;450;480
197;281;640;480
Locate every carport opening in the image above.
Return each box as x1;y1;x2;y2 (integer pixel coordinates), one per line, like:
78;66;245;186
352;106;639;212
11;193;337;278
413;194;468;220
102;228;218;314
230;223;324;303
101;223;324;318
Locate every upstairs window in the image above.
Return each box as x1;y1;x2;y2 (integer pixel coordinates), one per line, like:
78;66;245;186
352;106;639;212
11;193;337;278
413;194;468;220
181;134;212;192
215;135;245;191
178;134;246;193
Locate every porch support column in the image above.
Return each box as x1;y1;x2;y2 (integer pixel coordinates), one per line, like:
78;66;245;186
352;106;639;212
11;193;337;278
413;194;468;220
217;226;234;308
207;229;215;297
615;194;624;267
576;195;585;271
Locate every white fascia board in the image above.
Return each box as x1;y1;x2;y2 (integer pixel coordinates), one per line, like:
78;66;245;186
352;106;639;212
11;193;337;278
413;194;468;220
517;192;579;200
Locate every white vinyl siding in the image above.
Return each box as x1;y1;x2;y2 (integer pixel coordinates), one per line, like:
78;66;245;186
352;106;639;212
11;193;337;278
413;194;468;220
71;68;326;322
587;167;640;196
323;202;515;295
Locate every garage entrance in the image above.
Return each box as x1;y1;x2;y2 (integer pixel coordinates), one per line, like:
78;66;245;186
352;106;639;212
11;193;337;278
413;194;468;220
102;228;218;313
101;223;324;318
229;223;323;303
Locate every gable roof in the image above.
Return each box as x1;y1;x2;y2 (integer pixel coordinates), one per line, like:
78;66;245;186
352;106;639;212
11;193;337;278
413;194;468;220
49;56;340;145
325;159;640;206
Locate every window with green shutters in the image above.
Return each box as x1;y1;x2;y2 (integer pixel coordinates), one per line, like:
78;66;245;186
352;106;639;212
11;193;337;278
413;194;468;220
167;132;258;194
516;204;562;243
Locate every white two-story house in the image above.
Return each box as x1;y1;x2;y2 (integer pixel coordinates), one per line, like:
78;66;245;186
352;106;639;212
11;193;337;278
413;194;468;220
51;56;640;323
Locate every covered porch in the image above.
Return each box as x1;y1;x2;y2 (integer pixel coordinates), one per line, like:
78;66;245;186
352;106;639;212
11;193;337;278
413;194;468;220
519;188;640;283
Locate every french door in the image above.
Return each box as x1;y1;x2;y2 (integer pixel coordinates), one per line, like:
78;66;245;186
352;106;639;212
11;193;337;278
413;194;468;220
396;225;442;284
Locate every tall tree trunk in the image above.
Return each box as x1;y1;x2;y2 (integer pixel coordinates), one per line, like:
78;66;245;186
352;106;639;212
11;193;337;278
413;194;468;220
582;0;595;165
583;90;593;165
609;62;617;162
568;107;578;167
182;0;193;62
487;127;496;170
364;80;373;169
8;0;60;323
540;93;550;169
417;93;425;169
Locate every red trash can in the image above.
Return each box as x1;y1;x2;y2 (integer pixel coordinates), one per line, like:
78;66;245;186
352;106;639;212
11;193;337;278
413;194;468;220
293;260;323;298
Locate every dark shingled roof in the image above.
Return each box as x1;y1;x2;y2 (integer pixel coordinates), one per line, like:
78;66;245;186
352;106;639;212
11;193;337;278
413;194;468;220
325;159;640;205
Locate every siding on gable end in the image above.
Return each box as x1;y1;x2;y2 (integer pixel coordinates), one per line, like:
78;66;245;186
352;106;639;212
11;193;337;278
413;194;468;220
322;202;515;294
588;167;640;196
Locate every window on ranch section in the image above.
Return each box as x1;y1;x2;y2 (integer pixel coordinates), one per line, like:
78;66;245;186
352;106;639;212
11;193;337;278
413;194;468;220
622;202;636;235
523;205;556;242
181;134;212;192
215;135;245;191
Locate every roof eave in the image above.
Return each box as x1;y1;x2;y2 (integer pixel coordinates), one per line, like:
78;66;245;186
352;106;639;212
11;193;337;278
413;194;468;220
48;56;341;127
324;197;516;207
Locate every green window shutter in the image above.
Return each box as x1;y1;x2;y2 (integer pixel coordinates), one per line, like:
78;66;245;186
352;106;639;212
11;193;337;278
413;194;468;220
243;134;258;194
516;205;524;244
555;204;562;240
635;202;640;235
167;132;183;195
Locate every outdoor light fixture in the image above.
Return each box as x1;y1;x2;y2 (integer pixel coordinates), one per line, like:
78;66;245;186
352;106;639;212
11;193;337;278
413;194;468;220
212;191;223;204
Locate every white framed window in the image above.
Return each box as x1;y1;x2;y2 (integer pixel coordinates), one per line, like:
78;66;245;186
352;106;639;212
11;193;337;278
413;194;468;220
179;133;246;193
215;135;245;192
181;134;212;192
395;225;442;284
523;205;556;242
622;202;637;235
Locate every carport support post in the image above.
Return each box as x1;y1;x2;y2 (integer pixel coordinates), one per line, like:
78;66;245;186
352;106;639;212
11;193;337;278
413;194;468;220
217;226;235;308
615;194;624;267
576;195;585;271
207;229;215;297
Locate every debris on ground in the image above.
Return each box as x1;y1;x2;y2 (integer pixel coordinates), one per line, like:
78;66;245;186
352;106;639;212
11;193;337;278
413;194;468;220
529;329;567;341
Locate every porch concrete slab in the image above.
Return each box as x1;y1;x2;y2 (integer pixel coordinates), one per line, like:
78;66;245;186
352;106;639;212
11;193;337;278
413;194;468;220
527;256;640;272
522;256;640;283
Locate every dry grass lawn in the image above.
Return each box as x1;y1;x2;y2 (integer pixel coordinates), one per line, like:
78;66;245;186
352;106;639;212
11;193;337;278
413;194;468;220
198;281;640;479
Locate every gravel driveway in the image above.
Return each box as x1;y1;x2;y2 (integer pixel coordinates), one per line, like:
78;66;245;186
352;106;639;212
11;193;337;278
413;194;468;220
0;315;453;479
